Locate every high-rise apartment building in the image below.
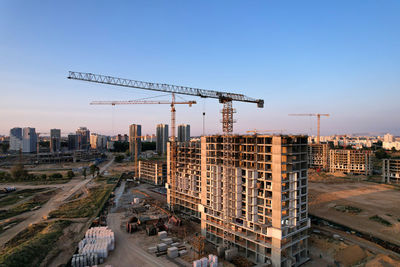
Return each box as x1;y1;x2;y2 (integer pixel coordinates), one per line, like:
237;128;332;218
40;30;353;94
177;124;190;142
129;124;142;159
9;127;23;152
90;133;108;150
68;134;79;151
22;127;37;153
167;134;310;266
50;129;61;153
76;127;90;150
156;124;169;155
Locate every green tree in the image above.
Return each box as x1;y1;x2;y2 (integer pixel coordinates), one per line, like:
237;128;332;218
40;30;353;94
50;173;63;179
83;168;87;179
391;147;397;152
375;148;389;159
96;166;100;177
0;143;9;153
89;164;97;178
115;154;125;163
67;170;75;178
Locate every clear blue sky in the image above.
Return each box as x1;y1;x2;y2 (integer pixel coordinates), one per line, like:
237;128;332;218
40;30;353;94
1;1;399;136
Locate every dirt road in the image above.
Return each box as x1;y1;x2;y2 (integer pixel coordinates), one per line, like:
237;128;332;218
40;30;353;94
103;212;177;267
0;157;114;245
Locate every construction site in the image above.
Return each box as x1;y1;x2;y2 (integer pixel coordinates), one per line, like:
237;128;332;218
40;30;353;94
1;69;400;267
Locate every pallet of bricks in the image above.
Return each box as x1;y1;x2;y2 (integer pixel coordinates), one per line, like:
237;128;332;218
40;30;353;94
71;226;115;267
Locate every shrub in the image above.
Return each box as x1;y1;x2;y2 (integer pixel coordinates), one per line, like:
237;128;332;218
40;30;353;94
369;215;392;226
10;164;28;179
67;170;75;178
115;154;125;163
50;173;63;179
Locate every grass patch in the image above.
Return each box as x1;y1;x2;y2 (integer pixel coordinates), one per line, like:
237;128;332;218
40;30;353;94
0;218;25;234
334;205;362;214
369;215;392;226
0;190;56;220
0;188;49;208
0;220;71;267
49;186;113;218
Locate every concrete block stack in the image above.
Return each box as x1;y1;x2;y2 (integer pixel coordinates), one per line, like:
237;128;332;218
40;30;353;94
167;246;179;258
73;226;115;265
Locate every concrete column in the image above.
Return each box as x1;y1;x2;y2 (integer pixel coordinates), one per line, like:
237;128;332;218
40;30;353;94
271;136;282;267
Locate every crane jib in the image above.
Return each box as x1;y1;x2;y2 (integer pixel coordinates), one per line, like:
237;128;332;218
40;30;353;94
68;71;264;108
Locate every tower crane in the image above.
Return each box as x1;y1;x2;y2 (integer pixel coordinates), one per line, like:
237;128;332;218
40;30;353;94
67;71;264;249
90;99;197;178
288;113;330;144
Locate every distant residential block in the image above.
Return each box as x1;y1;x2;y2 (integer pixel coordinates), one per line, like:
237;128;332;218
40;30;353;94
50;128;61;152
177;124;190;142
22;127;37;153
308;143;329;170
156;124;169;155
383;159;400;184
68;134;79;151
383;141;400;151
329;149;373;175
76;127;90;150
9;127;23;151
138;160;167;185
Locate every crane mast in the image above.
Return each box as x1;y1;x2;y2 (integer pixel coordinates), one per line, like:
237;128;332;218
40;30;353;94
91;97;196;178
288;113;330;144
68;71;264;249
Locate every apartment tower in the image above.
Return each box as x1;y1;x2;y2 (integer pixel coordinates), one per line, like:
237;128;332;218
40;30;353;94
76;127;90;150
22;127;37;153
129;124;142;159
167;134;310;266
177;124;191;142
9;127;23;152
156;124;169;155
50;129;61;153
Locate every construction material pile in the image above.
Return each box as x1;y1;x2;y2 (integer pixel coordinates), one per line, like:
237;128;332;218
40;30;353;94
193;254;218;267
71;227;115;267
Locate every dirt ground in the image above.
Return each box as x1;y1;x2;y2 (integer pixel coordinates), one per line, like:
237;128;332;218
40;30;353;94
305;232;400;267
309;177;400;247
107;161;134;176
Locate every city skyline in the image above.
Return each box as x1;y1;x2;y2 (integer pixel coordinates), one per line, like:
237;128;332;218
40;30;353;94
1;1;399;136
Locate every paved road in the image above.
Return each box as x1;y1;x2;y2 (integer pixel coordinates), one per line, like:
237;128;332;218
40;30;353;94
0;157;115;245
102;213;177;267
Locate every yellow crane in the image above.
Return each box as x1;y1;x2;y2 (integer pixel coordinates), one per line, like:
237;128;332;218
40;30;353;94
90;98;196;178
288;113;330;144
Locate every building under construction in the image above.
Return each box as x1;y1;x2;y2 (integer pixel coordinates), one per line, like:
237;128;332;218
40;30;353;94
382;159;400;184
167;134;310;267
329;149;373;175
307;144;329;170
138;160;167;185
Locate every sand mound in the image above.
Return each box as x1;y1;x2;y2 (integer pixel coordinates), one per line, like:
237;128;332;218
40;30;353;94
334;245;366;267
366;254;400;267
